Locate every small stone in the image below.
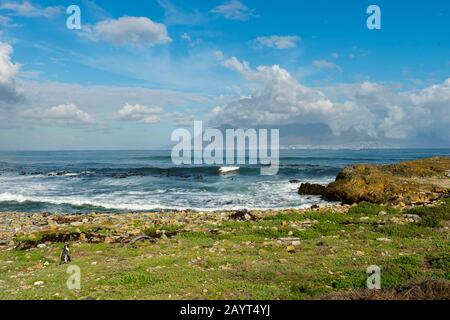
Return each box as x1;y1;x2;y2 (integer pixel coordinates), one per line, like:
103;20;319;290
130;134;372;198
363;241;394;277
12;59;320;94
34;281;44;286
355;250;365;256
291;241;301;246
104;237;114;244
286;245;296;253
376;237;392;243
37;243;46;249
403;214;421;222
378;211;387;216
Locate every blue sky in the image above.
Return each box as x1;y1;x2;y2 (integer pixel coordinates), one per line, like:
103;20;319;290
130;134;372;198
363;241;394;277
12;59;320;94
0;0;449;149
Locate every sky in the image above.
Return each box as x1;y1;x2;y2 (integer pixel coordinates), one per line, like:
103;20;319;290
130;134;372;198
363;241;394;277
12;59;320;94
0;0;449;150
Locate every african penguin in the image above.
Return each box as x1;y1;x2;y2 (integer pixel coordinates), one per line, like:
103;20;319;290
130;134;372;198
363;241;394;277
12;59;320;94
60;244;71;264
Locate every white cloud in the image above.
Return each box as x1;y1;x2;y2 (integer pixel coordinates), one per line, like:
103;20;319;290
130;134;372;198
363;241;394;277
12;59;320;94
213;50;224;61
212;54;450;145
222;56;252;76
210;0;257;21
19;81;208;112
253;35;299;49
116;103;164;124
158;0;207;26
0;42;19;83
180;32;201;46
0;42;21;104
181;32;192;42
83;16;172;46
0;1;63;18
4;80;208;129
21;104;96;126
313;59;342;72
170;111;196;125
0;14;20;27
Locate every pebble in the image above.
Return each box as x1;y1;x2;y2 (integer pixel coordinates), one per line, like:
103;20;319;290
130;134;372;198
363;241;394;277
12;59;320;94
376;237;392;243
286;245;296;253
33;281;44;286
403;214;422;222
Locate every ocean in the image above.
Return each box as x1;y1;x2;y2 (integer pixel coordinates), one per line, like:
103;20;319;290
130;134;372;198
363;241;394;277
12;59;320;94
0;149;449;213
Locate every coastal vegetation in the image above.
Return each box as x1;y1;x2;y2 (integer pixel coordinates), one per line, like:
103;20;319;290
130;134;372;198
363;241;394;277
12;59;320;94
0;157;448;300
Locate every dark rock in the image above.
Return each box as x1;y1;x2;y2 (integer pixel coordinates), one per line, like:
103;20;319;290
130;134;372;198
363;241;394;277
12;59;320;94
229;210;258;221
298;183;326;196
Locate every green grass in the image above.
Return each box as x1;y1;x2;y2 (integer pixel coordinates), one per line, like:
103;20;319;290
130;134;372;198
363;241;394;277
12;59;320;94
142;224;185;237
0;201;449;300
404;199;450;228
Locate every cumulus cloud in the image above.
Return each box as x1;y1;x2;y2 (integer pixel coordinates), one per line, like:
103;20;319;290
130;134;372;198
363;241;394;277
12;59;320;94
0;42;21;104
212;55;450;145
18;81;208;114
116;103;164;124
3;80;207;130
313;59;342;72
0;1;63;18
253;35;299;49
210;0;257;21
21;104;96;126
82;17;172;46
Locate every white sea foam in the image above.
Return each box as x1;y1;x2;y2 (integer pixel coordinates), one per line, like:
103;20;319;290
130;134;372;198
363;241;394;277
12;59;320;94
0;182;329;212
219;166;240;174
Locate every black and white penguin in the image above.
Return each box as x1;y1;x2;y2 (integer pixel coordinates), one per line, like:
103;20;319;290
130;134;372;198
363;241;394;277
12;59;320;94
59;244;71;264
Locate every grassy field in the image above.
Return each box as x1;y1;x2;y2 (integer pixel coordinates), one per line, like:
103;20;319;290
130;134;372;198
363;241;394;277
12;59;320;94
0;200;449;300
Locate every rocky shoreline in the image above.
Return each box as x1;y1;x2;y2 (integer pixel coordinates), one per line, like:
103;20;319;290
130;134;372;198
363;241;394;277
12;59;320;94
0;205;350;249
299;157;450;206
1;157;449;249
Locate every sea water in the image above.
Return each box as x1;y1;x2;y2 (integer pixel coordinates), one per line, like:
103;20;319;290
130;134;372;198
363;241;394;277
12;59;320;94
0;149;449;213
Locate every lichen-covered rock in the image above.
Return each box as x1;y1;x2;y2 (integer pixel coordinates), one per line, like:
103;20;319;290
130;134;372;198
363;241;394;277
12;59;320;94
322;157;450;205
